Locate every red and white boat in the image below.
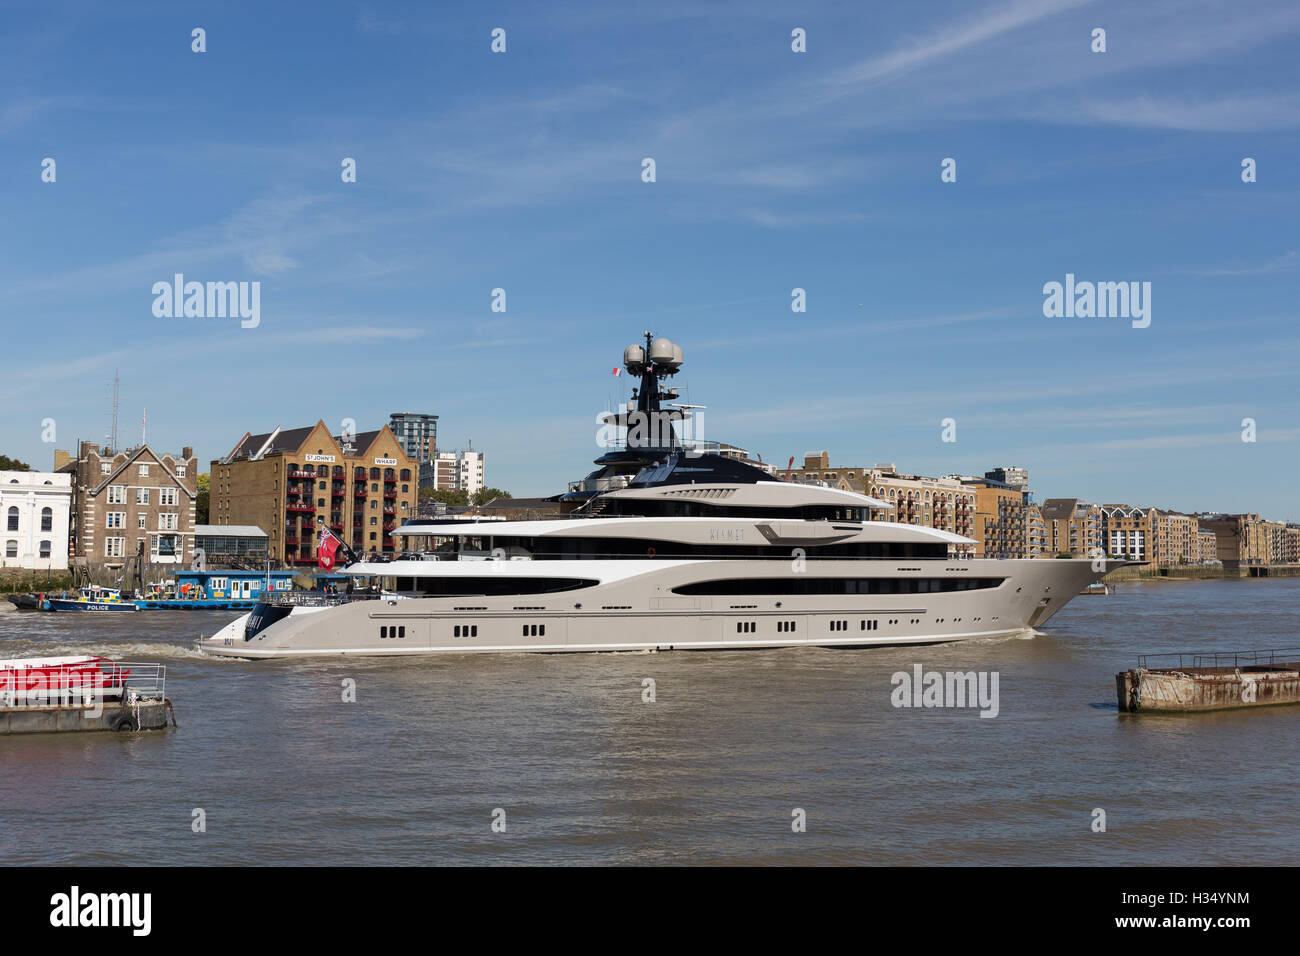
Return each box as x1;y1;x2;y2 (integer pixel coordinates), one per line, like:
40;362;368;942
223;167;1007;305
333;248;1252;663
0;656;131;702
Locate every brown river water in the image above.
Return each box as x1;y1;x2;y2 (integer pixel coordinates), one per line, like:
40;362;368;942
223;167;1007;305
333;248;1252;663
2;577;1298;865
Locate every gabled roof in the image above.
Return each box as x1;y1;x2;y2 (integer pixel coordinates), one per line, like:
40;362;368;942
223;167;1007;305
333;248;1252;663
91;445;195;499
227;425;321;461
335;429;383;455
1040;498;1079;521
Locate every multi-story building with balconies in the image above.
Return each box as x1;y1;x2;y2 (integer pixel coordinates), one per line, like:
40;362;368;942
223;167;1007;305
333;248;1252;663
1026;502;1050;559
1102;505;1157;565
1041;498;1103;559
785;455;975;548
388;412;438;463
965;477;1028;558
1197;529;1221;566
1153;510;1200;567
210;421;417;565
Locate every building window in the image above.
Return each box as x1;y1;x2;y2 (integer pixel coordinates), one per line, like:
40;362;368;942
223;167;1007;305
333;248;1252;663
137;487;151;505
176;465;187;477
139;464;150;478
105;537;125;558
106;512;126;528
4;540;16;557
6;506;18;531
107;485;126;504
138;514;147;529
159;513;178;530
39;540;51;559
40;507;53;532
100;462;111;475
160;487;177;506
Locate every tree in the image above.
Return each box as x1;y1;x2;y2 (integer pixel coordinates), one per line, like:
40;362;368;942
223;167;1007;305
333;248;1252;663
472;488;512;507
420;487;468;507
195;473;210;523
0;455;32;471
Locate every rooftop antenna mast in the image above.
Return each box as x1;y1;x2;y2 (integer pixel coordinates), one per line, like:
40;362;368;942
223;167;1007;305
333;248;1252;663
141;407;147;446
106;370;121;452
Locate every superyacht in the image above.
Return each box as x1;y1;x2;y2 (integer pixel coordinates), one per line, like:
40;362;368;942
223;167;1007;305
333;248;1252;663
201;334;1122;658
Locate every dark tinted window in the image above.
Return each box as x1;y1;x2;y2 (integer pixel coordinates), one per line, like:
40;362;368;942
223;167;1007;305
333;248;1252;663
672;577;1004;595
473;536;947;560
393;576;597;596
598;498;870;521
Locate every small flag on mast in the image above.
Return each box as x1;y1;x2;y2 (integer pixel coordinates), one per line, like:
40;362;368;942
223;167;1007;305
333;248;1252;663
611;367;621;376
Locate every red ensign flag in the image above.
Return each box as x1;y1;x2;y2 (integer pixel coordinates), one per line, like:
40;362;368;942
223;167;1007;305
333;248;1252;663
317;528;341;570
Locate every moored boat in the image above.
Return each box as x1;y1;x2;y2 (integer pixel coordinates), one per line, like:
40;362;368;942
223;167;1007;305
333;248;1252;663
5;593;42;611
0;655;131;702
132;569;297;609
42;586;139;612
0;656;172;734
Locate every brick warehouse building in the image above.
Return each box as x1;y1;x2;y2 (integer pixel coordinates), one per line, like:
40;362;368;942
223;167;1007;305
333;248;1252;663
210;421;417;565
55;442;199;567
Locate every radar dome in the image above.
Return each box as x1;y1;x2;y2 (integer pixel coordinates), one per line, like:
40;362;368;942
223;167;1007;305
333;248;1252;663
624;344;645;366
649;337;679;366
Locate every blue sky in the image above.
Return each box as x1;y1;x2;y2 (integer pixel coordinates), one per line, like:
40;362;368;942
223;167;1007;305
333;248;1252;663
2;0;1297;517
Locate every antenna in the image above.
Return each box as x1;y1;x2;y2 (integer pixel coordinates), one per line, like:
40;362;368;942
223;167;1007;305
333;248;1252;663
141;407;147;446
106;370;121;452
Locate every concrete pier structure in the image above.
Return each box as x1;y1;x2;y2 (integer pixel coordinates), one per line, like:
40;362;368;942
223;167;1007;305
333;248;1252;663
1118;651;1300;713
0;699;172;734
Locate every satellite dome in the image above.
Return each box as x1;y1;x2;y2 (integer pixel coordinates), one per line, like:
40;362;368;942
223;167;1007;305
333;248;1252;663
649;337;678;366
624;344;645;366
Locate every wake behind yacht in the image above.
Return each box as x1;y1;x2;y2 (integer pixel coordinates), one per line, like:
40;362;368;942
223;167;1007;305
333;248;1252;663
201;333;1122;658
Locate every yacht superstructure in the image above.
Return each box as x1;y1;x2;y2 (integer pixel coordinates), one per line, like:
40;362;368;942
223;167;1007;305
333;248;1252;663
201;333;1122;658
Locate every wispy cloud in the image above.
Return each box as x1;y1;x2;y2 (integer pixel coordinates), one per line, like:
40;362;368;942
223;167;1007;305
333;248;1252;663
1075;93;1300;132
1170;250;1300;277
823;0;1092;90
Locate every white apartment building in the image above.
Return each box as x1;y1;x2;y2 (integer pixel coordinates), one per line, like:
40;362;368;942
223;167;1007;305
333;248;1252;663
1;471;72;570
421;448;485;496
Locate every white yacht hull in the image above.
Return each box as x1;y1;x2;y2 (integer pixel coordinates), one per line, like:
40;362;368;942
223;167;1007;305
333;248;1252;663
199;557;1119;659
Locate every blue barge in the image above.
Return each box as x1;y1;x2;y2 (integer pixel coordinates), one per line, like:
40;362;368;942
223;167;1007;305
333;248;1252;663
132;570;298;610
